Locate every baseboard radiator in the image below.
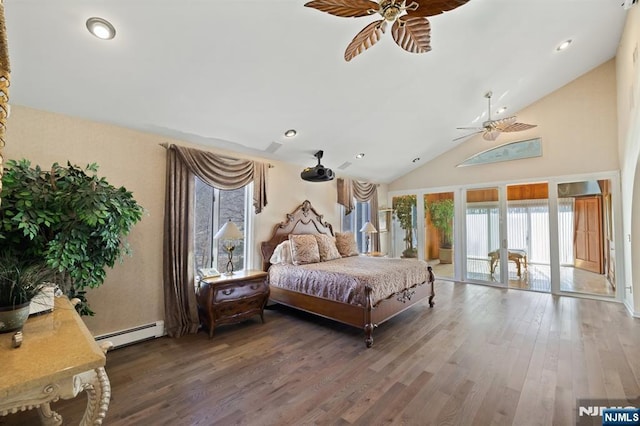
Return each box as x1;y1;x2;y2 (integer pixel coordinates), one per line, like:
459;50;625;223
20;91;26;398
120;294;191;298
95;321;165;349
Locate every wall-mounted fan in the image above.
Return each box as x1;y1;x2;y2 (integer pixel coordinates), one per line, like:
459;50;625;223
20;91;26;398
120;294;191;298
455;92;537;141
304;0;470;61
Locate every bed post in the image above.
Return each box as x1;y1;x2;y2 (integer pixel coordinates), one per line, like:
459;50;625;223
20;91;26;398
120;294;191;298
364;287;375;348
428;266;435;307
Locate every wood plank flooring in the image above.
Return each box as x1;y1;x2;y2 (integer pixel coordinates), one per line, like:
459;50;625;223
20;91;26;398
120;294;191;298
2;281;639;425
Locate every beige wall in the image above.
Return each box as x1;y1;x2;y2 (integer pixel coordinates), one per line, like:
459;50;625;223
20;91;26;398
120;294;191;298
5;106;353;335
616;5;640;314
390;59;619;192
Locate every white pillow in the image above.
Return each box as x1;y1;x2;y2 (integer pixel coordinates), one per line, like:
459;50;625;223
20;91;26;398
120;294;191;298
270;240;293;265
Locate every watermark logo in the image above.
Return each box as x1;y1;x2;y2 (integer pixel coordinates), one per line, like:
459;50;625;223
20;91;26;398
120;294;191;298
577;399;640;426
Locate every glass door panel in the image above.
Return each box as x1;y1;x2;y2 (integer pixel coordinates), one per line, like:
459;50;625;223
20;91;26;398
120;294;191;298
424;192;454;279
465;188;502;284
506;183;550;292
556;179;615;297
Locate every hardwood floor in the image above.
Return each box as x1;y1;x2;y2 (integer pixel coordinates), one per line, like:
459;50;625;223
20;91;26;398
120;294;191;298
431;260;615;296
2;281;639;425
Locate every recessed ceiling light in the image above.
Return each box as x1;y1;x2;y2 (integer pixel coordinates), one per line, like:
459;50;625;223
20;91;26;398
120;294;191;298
496;107;507;114
86;17;116;40
284;129;297;138
412;157;420;163
556;39;572;52
355;153;365;159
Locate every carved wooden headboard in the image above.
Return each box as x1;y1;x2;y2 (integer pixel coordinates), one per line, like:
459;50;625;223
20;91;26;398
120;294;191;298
260;200;334;271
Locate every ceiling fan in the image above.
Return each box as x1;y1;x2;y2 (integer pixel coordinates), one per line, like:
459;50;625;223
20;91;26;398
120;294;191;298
454;92;538;142
304;0;470;61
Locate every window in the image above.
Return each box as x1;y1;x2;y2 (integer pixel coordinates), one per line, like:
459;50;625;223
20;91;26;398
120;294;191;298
194;177;250;274
342;200;371;252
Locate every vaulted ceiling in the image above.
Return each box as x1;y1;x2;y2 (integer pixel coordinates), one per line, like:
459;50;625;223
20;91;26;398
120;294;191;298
4;1;629;182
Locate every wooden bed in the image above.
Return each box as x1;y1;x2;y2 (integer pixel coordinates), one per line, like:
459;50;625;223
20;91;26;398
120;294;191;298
260;200;435;348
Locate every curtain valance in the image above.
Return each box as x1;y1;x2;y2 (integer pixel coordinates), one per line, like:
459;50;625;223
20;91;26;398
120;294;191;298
172;144;268;213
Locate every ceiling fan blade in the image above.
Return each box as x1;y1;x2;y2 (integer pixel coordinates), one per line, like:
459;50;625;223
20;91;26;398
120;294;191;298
344;20;387;62
483;130;500;141
391;16;431;54
490;116;516;130
304;0;380;17
500;122;538;132
453;130;482;141
406;0;470;17
456;126;483;130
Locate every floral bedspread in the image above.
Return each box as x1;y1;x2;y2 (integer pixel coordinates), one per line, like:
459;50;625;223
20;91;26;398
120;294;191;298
268;256;432;307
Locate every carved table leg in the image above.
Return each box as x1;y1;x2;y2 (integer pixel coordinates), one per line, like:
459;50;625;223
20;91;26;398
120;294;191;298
37;403;62;426
77;367;111;426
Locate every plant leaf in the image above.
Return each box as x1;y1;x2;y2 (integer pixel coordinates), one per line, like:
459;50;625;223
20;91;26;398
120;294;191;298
406;0;470;17
304;0;380;18
344;20;387;62
391;16;431;54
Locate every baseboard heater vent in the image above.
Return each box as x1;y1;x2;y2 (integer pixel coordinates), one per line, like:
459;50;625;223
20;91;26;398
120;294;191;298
95;321;165;349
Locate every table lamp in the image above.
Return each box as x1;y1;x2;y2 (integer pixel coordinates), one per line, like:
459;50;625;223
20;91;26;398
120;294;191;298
359;221;378;254
214;219;244;275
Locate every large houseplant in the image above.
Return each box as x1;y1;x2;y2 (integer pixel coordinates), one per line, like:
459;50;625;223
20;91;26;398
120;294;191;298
0;254;56;332
392;195;417;258
0;159;144;315
426;198;454;264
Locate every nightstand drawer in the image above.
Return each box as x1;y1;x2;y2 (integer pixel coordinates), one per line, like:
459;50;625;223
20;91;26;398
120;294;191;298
214;278;267;302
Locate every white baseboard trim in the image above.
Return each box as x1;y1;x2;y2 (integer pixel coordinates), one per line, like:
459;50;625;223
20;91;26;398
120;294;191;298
624;299;639;318
95;320;165;349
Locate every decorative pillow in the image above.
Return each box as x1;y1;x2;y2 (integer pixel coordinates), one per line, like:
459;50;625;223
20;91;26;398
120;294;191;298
314;234;342;262
288;234;320;265
270;240;293;265
335;232;359;257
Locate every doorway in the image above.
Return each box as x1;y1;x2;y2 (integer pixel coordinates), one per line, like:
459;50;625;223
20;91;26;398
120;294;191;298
557;179;615;297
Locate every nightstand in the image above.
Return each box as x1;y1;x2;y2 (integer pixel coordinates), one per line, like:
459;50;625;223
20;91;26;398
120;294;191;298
196;269;269;338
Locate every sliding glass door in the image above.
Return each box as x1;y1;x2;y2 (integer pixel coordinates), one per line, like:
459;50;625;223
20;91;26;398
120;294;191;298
465;187;503;284
556;179;615;297
506;183;550;292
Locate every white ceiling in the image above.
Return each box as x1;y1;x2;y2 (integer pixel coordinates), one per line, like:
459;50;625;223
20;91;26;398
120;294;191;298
4;0;630;183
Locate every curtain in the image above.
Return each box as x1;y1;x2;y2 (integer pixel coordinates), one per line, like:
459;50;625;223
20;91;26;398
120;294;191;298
163;144;269;337
337;178;380;252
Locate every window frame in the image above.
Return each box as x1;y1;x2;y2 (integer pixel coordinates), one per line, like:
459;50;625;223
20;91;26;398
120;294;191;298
194;179;253;274
342;199;371;253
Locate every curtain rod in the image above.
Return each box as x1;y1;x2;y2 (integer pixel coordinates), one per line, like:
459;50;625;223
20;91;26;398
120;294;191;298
158;143;274;168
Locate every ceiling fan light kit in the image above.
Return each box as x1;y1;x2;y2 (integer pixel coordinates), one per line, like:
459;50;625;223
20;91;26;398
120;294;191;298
304;0;470;61
454;91;537;142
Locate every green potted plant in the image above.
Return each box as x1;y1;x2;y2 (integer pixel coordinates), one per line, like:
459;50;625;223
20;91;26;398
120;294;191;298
392;195;417;258
426;198;454;264
0;159;144;316
0;254;56;333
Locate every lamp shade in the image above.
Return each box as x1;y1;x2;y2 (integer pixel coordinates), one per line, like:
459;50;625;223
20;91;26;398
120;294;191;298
214;220;243;240
359;221;377;234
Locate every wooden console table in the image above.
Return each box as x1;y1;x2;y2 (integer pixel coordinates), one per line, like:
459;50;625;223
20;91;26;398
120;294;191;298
0;297;110;425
